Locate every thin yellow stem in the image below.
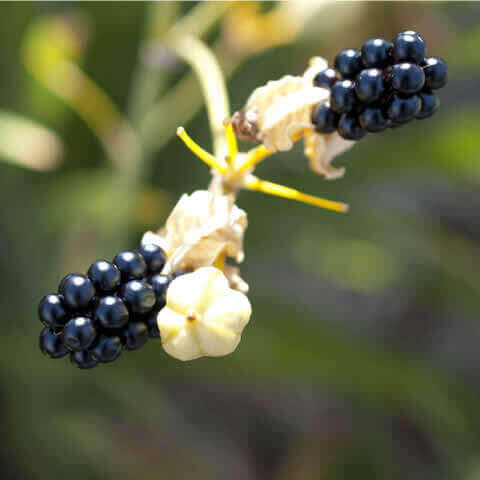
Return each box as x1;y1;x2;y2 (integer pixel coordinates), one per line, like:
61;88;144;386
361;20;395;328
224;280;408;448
239;144;275;173
238;128;310;173
166;35;230;160
176;127;228;174
223;119;238;164
245;175;349;213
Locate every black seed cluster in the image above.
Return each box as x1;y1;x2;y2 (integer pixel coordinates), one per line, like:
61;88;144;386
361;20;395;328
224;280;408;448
38;244;184;369
312;31;448;140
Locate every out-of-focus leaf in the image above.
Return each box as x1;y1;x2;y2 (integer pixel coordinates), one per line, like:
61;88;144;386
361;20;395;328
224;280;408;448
293;227;401;292
22;13;87;79
448;26;480;71
0;109;63;171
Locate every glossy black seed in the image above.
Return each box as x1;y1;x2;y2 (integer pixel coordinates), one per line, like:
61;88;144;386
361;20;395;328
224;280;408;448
422;57;448;90
70;350;98;369
359;106;388;132
113;251;147;282
58;273;75;293
399;30;425;44
387;93;421;123
39;328;69;359
355;69;385;103
337;114;366;140
137;243;166;274
150;274;170;306
312;102;340;133
361;38;392;68
122;322;149;350
391;63;425;94
94;296;129;329
334;49;362;79
144;310;161;338
38;294;68;328
392;32;426;63
330;80;357;114
90;335;122;362
87;260;121;293
313;68;338;88
59;274;95;310
416;90;439;119
62;316;97;351
121;280;156;314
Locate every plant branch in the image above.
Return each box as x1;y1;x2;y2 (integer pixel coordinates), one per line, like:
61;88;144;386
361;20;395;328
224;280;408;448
162;34;231;160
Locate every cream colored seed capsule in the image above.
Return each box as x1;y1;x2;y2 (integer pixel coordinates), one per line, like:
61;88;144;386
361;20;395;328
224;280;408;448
157;267;252;361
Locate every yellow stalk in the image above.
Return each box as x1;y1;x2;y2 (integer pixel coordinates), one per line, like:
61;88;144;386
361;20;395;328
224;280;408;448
176;127;228;174
245;176;348;213
239;144;275;173
223;119;238;164
238;128;310;173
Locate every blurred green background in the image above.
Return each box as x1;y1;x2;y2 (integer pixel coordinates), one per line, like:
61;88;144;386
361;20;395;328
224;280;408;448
1;1;480;479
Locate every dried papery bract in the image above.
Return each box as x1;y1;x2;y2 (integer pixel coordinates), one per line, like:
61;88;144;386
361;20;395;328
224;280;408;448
304;130;355;180
142;189;248;286
232;57;355;179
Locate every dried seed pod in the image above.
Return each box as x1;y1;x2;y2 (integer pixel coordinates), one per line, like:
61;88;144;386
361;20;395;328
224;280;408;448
304;130;354;180
232;57;355;179
232;57;329;150
157;267;251;361
142;190;248;292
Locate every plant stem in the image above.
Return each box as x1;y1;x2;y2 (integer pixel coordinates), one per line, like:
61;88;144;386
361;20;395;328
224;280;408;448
164;34;231;160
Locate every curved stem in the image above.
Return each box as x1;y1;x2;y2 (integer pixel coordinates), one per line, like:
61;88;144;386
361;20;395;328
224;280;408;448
164;34;231;160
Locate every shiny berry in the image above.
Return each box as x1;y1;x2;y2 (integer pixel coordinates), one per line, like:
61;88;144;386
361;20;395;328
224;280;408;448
416;90;439;119
39;328;69;358
355;69;385;103
359;106;388;132
361;38;392;68
422;57;448;90
334;49;362;79
150;274;170;306
312;103;340;133
113;251;147;281
313;68;338;88
94;296;129;329
392;32;426;63
59;274;95;310
70;350;98;369
122;322;148;350
337;114;366;140
387;93;420;123
391;63;425;94
144;311;161;338
62;316;97;351
90;335;122;363
138;244;166;274
330;80;357;114
399;30;425;44
87;260;121;293
121;280;156;314
38;294;68;328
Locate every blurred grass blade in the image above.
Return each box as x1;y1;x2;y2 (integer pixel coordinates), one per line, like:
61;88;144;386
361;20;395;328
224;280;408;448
22;13;141;170
0;109;63;171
